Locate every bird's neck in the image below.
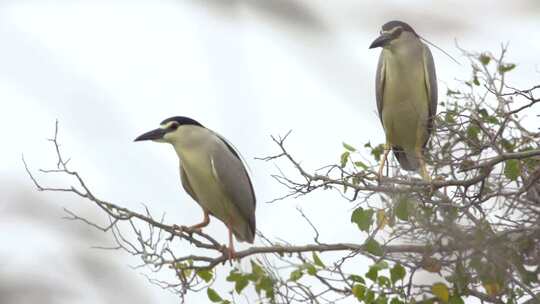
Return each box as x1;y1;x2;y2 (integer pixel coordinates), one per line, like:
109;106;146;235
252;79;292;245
390;37;422;54
169;127;213;159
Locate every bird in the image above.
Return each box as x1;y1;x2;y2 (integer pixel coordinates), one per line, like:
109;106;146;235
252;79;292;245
369;20;438;181
134;116;256;259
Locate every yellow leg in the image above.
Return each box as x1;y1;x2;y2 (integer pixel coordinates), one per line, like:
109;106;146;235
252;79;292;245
378;143;391;182
226;222;236;264
416;148;430;182
414;121;431;182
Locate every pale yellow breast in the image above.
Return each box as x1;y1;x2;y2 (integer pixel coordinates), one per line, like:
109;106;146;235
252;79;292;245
381;46;429;152
178;146;232;221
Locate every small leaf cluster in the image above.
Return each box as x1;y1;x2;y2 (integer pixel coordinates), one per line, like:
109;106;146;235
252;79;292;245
350;261;407;304
289;252;326;281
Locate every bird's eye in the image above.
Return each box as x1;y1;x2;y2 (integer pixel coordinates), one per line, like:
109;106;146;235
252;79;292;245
169;123;179;130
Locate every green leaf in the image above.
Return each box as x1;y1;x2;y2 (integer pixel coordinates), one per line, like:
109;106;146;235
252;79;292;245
257;276;274;299
226;271;242;282
235;277;249;294
372;261;389;270
354;161;369;170
366;266;379;282
377;276;391;287
371;144;385;161
340;151;350;167
504;159;520;181
449;295;465;304
348;275;365;284
352;284;366;300
312;252;325;268
343;142;357;152
289;269;303;281
486;116;498;124
364;238;383;256
466;124;480;141
305;263;317;276
352;175;361;185
197;269;213;283
444;111;456;123
498;63;516;73
375;295;389;304
351;207;374;232
390;298;405;304
473;75;480;86
395;197;410;221
453;261;469;293
483;282;502;297
365;290;375;303
251;261;264;278
376;209;388;229
227;271;249;294
431;282;449;302
478;108;498;124
207;288;223;302
479;53;491;65
390;263;406;283
478;108;489;118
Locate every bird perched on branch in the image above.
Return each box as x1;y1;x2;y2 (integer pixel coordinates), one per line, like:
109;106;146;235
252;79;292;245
134;116;256;259
369;20;438;181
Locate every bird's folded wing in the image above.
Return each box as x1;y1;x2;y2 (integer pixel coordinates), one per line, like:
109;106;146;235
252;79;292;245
375;52;386;126
422;44;438;135
209;134;256;229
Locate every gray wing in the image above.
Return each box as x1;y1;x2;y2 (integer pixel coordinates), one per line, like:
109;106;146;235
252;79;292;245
209;133;256;235
375;51;386;125
180;164;198;202
422;43;438;142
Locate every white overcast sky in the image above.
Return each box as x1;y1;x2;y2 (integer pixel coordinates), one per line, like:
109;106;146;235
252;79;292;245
1;1;539;303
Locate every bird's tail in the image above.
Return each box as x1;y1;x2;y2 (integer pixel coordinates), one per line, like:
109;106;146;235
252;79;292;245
392;146;419;171
233;216;256;244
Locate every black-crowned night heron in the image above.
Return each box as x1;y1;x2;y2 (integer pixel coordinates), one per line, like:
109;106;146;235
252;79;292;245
369;20;438;181
134;116;256;258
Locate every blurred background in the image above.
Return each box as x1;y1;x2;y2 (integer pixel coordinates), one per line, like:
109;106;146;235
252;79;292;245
1;1;539;303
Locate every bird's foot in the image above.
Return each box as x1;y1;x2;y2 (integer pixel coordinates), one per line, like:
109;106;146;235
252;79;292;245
378;146;390;184
168;224;183;240
170;224;202;239
185;224;203;233
424;175;444;197
220;245;237;265
420;169;436;195
377;172;385;184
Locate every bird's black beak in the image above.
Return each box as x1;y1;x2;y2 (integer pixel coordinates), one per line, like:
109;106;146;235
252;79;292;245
134;128;167;142
369;34;392;49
